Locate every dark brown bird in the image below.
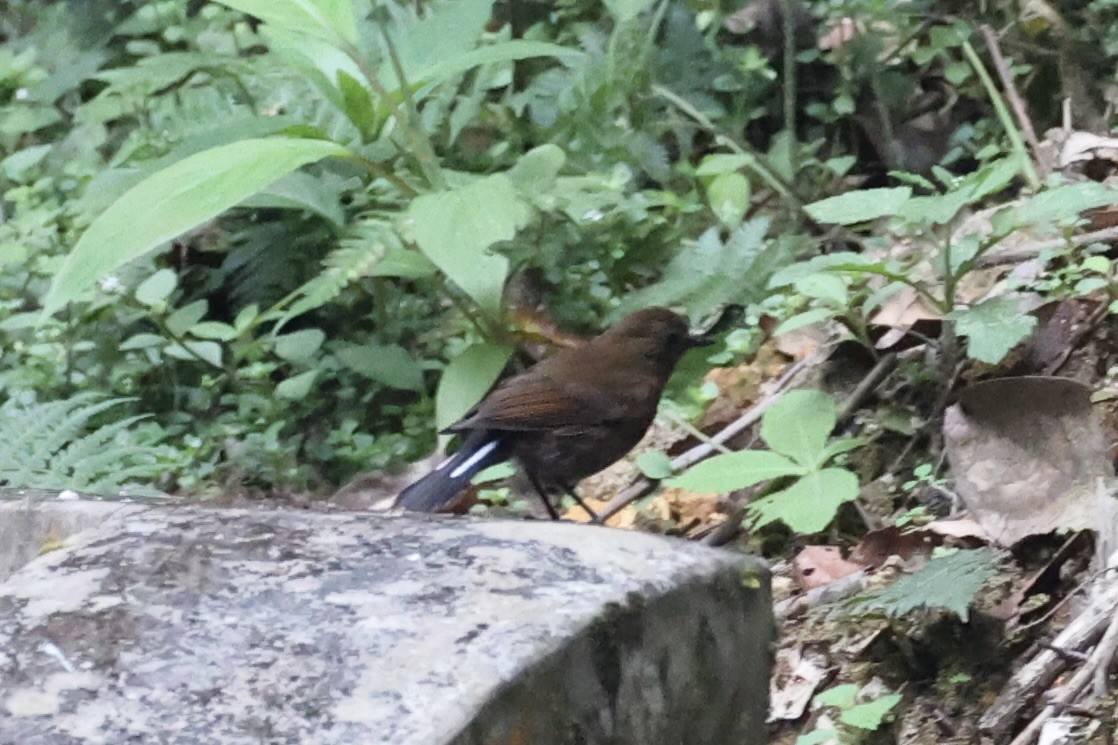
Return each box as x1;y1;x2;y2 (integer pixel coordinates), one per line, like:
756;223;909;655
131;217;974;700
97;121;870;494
395;307;710;519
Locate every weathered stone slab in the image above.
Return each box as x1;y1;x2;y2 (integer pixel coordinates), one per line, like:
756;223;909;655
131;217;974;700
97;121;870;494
0;504;772;744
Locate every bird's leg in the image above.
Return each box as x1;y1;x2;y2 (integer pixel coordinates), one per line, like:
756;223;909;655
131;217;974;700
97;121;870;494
525;471;561;520
561;481;599;522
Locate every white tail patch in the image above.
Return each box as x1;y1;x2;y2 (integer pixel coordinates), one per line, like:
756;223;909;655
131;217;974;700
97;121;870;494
449;439;499;479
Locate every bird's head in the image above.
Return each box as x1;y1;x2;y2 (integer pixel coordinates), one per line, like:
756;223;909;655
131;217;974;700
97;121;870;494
607;307;713;378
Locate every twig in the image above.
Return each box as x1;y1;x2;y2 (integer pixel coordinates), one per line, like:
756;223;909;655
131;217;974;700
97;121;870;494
976;226;1118;268
592;351;827;525
836;353;898;425
978;25;1043;170
1009;608;1118;745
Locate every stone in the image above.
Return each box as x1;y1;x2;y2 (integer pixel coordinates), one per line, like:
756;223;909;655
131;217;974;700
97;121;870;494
0;503;772;744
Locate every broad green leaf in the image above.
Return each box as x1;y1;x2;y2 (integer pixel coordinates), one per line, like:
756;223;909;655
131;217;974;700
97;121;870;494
335;68;377;140
818;437;866;463
760;390;836;467
793;273;848;306
804;187;912;225
773;308;835;336
165;340;223;368
407;174;530;311
1006;181;1118;229
508;144;566;194
841;694;902;730
949;296;1036;364
243;170;345;227
382;0;493;90
120;333;165;351
666;450;804;493
847;548;999;621
134;269;177;306
335;344;424;391
795;729;840;745
276;369;319;400
435;341;513;431
165;300;209;337
706;171;751;227
274;328;325;363
43;138;350;317
414;41;584;94
748;467;859;533
815;684;859;708
214;0;356;44
636;450;674;480
695;153;752;177
189;321;237;342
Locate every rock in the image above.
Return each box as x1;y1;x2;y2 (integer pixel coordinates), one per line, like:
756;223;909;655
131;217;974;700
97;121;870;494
0;503;772;744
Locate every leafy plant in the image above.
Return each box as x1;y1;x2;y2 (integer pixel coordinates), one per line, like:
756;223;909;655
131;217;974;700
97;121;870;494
667;390;862;533
845;548;1000;622
0;393;166;493
797;683;903;744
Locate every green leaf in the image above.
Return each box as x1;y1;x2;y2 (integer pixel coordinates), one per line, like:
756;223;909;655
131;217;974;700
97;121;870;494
795;729;840;745
760;390;836;466
435;341;513;431
815;684;859;708
407;174;530;311
214;0;356;44
617;218;802;320
793;273;848;306
43;138;350;317
508;144;566;194
841;694;902;730
276;369;319;400
165;300;209;337
636;450;674;480
189;321;238;341
773;308;836;336
706;172;751;227
696;153;753;177
804;187;913;225
335;344;425;391
847;549;999;621
274;328;325;363
134;269;178;306
950;296;1036;364
666;450;804;493
242;170;345;227
165;340;223;368
120;333;165;351
1007;181;1118;229
381;0;492;90
749;468;859;533
335;68;377;140
818;437;866;463
413;40;583;94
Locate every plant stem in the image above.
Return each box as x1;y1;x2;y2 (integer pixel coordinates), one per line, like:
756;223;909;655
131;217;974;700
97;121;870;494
961;38;1041;190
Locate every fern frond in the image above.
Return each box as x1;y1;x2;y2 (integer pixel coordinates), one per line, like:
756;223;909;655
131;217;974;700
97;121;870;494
0;395;165;493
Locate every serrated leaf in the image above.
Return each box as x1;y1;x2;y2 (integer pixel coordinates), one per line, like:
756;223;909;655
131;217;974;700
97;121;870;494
43;138;350;317
760;390;836;466
435;341;513;431
949;296;1036;364
804;187;912;224
666;450;804;493
749;467;859;533
335;344;424;391
407;174;529;312
846;549;999;621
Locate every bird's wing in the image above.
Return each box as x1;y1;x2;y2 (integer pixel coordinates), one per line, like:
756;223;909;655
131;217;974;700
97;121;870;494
448;373;611;433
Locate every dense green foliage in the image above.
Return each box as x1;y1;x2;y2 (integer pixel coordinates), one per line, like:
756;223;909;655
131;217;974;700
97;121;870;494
2;0;1116;500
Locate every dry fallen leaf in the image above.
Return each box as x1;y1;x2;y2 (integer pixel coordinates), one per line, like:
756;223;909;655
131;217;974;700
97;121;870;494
793;545;866;590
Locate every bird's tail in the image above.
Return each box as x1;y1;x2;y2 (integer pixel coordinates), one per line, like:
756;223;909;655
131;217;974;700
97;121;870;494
394;430;511;512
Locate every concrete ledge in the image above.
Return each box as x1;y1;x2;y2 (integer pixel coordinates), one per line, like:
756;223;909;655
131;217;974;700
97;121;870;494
0;504;772;744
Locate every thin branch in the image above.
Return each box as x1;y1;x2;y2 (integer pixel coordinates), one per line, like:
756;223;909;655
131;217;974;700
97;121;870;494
978;25;1042;168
